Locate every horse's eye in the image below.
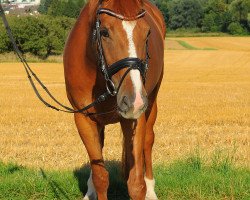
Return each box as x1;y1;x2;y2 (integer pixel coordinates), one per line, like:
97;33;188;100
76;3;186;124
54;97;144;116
100;29;109;38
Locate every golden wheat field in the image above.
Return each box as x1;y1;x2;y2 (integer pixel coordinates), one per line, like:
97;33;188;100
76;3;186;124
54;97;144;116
0;37;249;170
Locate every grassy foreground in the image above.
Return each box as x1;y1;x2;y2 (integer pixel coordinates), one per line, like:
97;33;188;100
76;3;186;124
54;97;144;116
0;156;249;200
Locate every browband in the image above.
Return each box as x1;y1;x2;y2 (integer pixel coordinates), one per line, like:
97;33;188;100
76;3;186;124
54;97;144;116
97;8;146;21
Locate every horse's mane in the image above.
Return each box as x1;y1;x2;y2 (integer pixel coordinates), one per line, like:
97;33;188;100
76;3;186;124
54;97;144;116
88;0;144;19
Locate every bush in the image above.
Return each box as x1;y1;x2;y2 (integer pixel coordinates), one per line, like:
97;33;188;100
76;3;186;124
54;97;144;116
227;22;245;35
0;15;75;58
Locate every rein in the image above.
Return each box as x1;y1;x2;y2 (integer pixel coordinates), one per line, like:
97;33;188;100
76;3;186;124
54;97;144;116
0;4;111;116
0;3;150;116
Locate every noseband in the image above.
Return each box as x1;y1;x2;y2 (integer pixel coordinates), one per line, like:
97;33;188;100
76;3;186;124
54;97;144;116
94;5;150;96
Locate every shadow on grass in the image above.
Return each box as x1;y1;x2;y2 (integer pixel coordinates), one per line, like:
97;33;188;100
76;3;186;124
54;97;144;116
40;168;71;200
73;161;130;200
6;164;24;174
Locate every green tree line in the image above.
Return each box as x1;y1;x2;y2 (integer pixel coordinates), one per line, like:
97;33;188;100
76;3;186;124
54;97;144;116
0;0;249;58
154;0;250;35
39;0;250;35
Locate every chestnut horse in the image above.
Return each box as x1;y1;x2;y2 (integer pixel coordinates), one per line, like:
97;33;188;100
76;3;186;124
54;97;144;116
63;0;165;199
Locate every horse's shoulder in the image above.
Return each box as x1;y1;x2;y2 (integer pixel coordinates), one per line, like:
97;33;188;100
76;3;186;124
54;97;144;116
144;0;166;39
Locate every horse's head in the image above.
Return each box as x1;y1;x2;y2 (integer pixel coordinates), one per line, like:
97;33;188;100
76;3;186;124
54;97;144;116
94;0;150;119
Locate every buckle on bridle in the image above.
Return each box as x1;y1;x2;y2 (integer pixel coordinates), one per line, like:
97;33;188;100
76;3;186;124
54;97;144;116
106;79;117;96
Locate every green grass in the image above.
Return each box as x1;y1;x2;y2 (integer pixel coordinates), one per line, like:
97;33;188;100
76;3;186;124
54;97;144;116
166;31;250;38
155;157;250;200
166;28;231;38
177;40;217;50
0;156;249;200
166;32;230;38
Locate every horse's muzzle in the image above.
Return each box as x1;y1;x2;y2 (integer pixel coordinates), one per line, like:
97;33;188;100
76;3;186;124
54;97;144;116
118;93;148;119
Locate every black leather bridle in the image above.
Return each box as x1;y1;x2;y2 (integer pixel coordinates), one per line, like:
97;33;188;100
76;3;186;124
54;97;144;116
94;5;150;96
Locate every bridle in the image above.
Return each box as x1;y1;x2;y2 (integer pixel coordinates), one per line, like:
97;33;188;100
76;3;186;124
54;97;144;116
0;3;150;116
94;4;150;96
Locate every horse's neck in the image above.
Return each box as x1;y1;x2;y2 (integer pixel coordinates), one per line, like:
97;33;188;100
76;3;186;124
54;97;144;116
76;3;96;62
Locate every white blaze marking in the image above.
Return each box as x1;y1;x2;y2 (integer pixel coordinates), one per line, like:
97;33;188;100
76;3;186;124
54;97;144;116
122;21;137;57
122;21;143;112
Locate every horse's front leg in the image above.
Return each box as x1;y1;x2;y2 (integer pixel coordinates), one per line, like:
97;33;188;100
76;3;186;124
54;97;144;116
74;113;108;200
144;101;158;200
121;114;147;200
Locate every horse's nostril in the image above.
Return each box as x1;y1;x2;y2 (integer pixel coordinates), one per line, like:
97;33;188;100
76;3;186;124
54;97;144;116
142;103;148;112
143;97;148;110
119;96;131;113
122;96;129;106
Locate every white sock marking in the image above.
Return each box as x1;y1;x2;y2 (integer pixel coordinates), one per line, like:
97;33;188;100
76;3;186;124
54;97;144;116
122;21;143;112
144;177;158;200
83;171;97;200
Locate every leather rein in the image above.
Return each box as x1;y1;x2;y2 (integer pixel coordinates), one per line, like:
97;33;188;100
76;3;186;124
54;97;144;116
0;3;150;116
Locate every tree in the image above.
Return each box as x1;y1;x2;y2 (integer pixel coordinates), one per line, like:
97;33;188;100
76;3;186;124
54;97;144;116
224;0;234;4
63;0;86;18
38;0;53;14
47;0;66;17
202;13;217;32
168;0;204;30
230;0;250;24
248;13;250;27
39;0;86;18
202;0;231;32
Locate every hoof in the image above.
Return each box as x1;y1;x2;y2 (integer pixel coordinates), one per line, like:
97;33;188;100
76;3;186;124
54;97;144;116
145;177;158;200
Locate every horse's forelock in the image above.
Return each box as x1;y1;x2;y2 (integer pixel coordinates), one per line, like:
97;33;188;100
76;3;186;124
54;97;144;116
105;0;144;18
